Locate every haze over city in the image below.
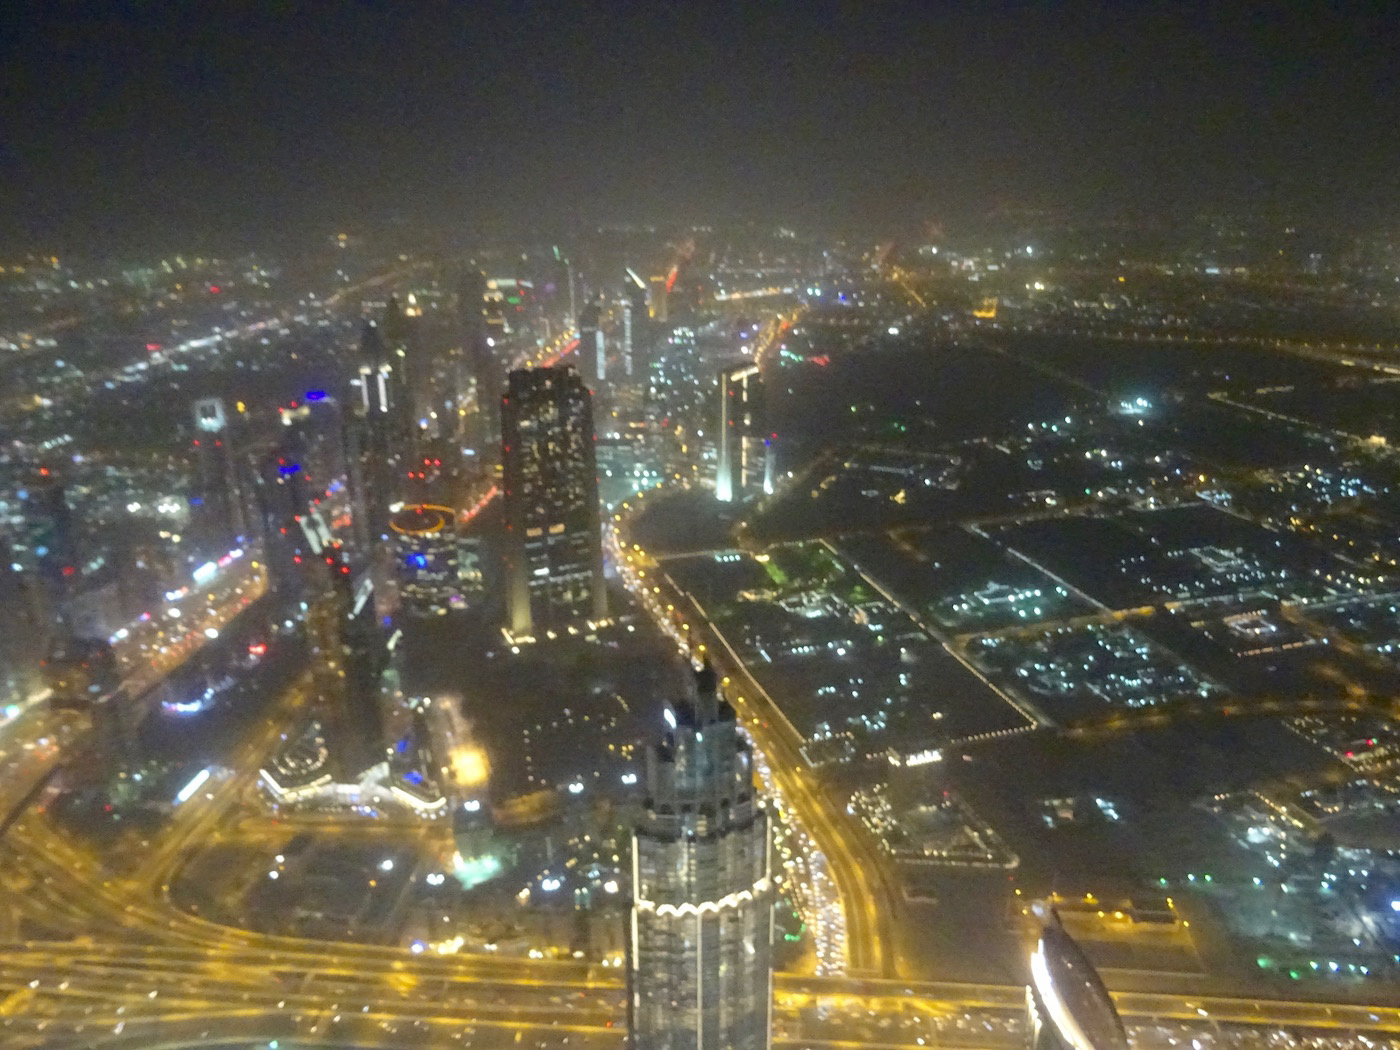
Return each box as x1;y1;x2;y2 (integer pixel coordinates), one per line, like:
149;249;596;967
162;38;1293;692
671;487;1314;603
2;4;1400;1050
3;3;1399;250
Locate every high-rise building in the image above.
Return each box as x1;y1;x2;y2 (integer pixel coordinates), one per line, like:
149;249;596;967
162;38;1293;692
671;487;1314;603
483;277;535;338
380;295;416;429
256;445;312;536
190;397;247;553
628;665;774;1050
389;504;459;616
461;269;504;460
0;537;50;710
648;276;669;323
357;320;392;417
578;300;606;385
500;366;606;639
620;295;635;378
342;415;376;553
715;364;774;503
625;269;650;377
269;394;348;522
1025;921;1128;1050
352;314;413;542
20;470;77;580
336;568;388;775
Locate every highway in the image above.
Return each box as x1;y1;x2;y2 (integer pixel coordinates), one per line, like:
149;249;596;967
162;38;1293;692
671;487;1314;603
0;704;82;846
702;592;898;978
111;547;269;698
6;926;1400;1050
609;499;968;980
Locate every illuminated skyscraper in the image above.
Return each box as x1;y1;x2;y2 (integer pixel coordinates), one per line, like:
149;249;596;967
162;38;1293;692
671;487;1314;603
629;665;774;1050
1025;922;1128;1050
461;269;503;459
648;276;669;323
625;269;650;377
620;295;635;378
267;394;347;523
715;364;773;503
389;504;459;616
352;312;414;542
578;300;606;385
380;295;416;429
190;397;247;553
500;366;606;639
483;277;535;338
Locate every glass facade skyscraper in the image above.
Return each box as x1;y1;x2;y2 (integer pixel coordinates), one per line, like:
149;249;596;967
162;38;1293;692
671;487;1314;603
1026;922;1128;1050
389;503;459;616
500;365;606;639
190;396;248;554
629;665;774;1050
715;363;773;503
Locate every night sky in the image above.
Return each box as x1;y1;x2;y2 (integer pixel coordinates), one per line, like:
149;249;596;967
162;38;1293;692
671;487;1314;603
2;2;1397;252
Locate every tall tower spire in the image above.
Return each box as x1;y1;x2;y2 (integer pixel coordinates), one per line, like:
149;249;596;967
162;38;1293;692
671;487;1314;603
629;665;774;1050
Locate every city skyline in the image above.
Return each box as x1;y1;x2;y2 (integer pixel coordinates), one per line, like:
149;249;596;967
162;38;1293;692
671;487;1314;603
4;194;1400;1050
4;6;1400;1048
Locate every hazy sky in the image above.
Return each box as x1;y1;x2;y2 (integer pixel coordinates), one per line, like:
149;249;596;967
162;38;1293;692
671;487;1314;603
3;1;1397;251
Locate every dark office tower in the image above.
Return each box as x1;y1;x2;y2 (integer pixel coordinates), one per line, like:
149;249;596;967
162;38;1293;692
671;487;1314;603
255;446;312;536
629;665;774;1050
1026;922;1128;1050
381;295;416;428
460;269;486;339
335;568;388;774
0;539;48;708
578;300;606;385
625;269;651;375
715;364;774;504
254;398;344;543
358;314;413;439
342;415;373;552
648;276;669;323
500;366;606;639
191;397;247;554
20;470;78;585
278;396;348;511
353;319;406;543
460;269;503;458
